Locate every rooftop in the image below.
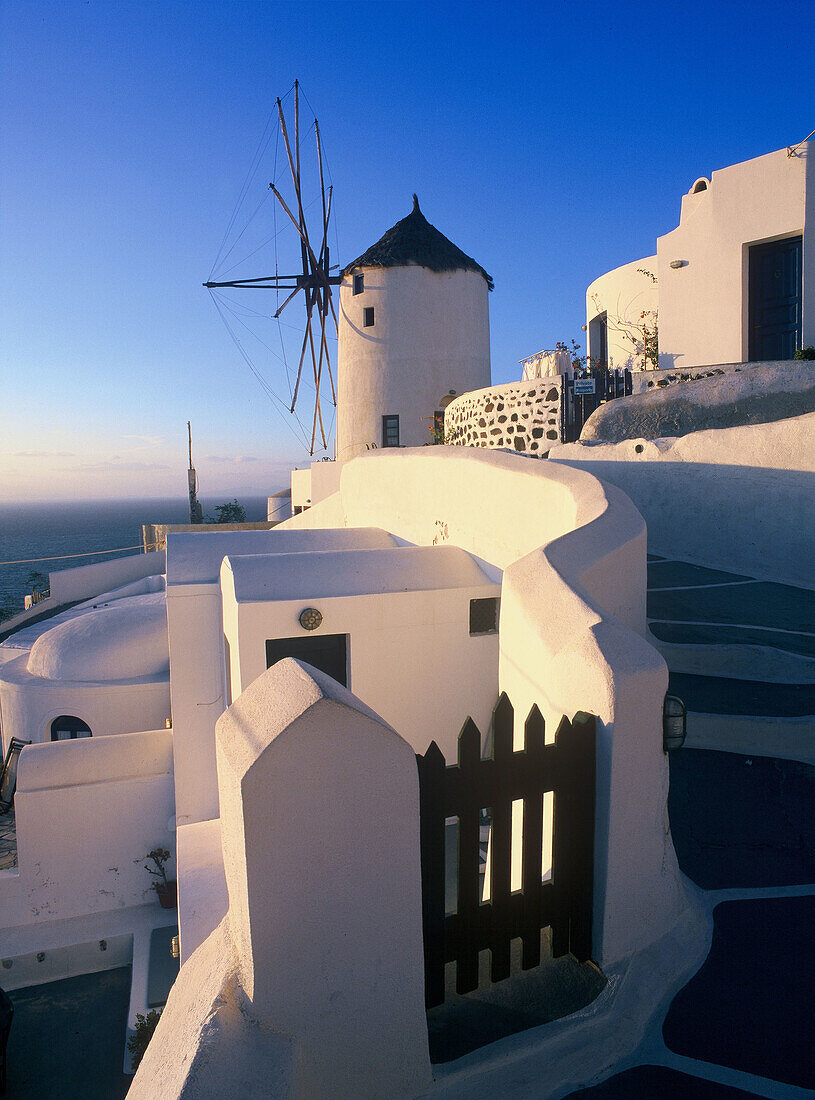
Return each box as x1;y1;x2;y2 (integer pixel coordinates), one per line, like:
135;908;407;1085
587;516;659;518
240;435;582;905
343;196;493;289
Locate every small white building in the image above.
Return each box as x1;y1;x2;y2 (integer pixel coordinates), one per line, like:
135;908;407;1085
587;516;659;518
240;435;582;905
587;142;814;371
0;579;170;749
336;196;492;461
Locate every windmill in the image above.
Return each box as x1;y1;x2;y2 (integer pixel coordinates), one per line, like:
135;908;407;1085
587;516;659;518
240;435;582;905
204;81;342;455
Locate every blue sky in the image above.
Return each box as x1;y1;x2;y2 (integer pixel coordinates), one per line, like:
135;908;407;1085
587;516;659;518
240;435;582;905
1;0;812;501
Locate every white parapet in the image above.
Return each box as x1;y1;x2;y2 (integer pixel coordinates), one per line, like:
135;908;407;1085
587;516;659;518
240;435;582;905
130;659;432;1099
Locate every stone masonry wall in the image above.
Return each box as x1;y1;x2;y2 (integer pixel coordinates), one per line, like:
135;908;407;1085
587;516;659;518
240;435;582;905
444;378;563;455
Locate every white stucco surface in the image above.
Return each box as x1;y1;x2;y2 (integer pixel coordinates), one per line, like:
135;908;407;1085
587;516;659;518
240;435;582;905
220;548;500;761
133;660;432;1099
588;144;815;371
0;730;175;932
336;266;491;460
586;255;659;371
166;525;396;585
281;447;694;967
223;545;494;601
26;594;168;680
48;549;165;606
550;411;815;587
580;360;815;443
165;526;400;825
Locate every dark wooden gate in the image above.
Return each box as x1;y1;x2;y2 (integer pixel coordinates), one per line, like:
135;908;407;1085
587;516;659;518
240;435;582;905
416;694;596;1009
563;369;632;442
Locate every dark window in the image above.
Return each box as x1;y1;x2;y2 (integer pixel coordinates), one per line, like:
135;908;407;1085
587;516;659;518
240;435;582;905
266;634;348;687
433;410;444;443
382;415;400;447
353;273;364;295
749;236;803;361
469;597;500;635
363;306;375;328
50;715;92;742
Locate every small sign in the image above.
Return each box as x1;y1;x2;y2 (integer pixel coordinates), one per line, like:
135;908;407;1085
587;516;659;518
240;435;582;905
574;378;596;395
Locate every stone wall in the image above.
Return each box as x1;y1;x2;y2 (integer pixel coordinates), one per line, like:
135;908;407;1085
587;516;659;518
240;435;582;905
444;377;563;455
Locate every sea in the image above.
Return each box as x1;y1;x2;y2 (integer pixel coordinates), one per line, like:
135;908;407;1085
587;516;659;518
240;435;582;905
0;496;270;620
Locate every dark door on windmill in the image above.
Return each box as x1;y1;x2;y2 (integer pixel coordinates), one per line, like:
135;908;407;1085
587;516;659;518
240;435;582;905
265;634;348;687
749;236;802;361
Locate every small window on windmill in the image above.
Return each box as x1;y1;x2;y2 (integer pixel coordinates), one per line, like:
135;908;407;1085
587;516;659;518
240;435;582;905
353;273;364;295
363;306;375;328
382;415;400;447
469;597;500;635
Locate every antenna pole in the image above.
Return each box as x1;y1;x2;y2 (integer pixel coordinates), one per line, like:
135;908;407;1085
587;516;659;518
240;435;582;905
187;421;204;524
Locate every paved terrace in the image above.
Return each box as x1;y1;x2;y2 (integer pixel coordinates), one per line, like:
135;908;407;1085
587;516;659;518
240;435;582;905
562;558;815;1097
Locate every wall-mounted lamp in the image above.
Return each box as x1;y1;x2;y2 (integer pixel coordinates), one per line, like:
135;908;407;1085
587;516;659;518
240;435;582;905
299;607;323;631
581;324;587;331
663;694;687;751
669;260;688;269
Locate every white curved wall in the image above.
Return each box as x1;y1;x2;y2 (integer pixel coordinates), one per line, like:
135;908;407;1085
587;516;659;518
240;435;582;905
586;255;658;370
444;377;563;454
550;409;815;587
281;447;694;967
0;653;170;748
336;266;490;461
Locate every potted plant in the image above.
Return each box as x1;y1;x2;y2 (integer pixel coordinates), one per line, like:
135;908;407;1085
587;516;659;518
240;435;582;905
127;1009;162;1071
143;848;177;909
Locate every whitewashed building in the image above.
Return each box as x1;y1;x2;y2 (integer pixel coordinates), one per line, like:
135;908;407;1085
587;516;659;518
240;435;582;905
587;142;814;370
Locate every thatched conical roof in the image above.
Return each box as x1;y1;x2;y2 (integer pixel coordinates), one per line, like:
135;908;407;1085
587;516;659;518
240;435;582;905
343;196;493;290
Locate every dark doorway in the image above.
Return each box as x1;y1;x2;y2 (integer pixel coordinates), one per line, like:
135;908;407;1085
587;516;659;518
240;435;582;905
749;236;802;361
50;715;92;741
265;634;348;687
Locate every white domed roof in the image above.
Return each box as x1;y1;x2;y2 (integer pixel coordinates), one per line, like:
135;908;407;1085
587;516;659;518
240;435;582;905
27;594;169;682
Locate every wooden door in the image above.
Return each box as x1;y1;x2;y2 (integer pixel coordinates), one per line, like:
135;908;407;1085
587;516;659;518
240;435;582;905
749;236;802;361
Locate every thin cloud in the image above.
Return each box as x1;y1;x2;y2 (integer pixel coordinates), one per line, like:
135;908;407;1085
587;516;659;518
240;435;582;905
76;461;171;472
13;450;76;458
205;455;258;464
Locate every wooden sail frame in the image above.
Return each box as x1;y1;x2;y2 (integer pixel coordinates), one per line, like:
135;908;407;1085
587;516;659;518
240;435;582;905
204;81;340;454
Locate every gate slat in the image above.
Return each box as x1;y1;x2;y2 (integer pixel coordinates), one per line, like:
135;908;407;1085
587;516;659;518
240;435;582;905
489;694;513;983
567;712;596;961
418;741;447;1008
455;718;482;994
520;705;545;970
551;715;573;957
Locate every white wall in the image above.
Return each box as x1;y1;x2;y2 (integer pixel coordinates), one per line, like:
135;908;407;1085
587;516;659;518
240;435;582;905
281;448;693;967
657;145;811;368
586;255;659;371
165;528;400;827
550;411;815;588
336;266;491;461
0;656;170;750
290;461;343;512
49;550;165;606
444;377;563;455
0;730;175;932
130;660;432;1100
221;576;500;761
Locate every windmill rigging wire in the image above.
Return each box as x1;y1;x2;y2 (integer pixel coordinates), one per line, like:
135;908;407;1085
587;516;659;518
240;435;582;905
210;292;311;453
209;106;278;280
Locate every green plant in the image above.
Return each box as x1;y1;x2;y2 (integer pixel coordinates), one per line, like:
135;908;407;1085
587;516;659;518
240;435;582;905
143;848;172;889
556;340;588;375
206;499;247;524
26;571;50;601
794;345;815;360
127;1009;162;1071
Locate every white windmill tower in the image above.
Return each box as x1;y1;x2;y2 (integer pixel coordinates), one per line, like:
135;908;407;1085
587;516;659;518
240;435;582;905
336;196;493;462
